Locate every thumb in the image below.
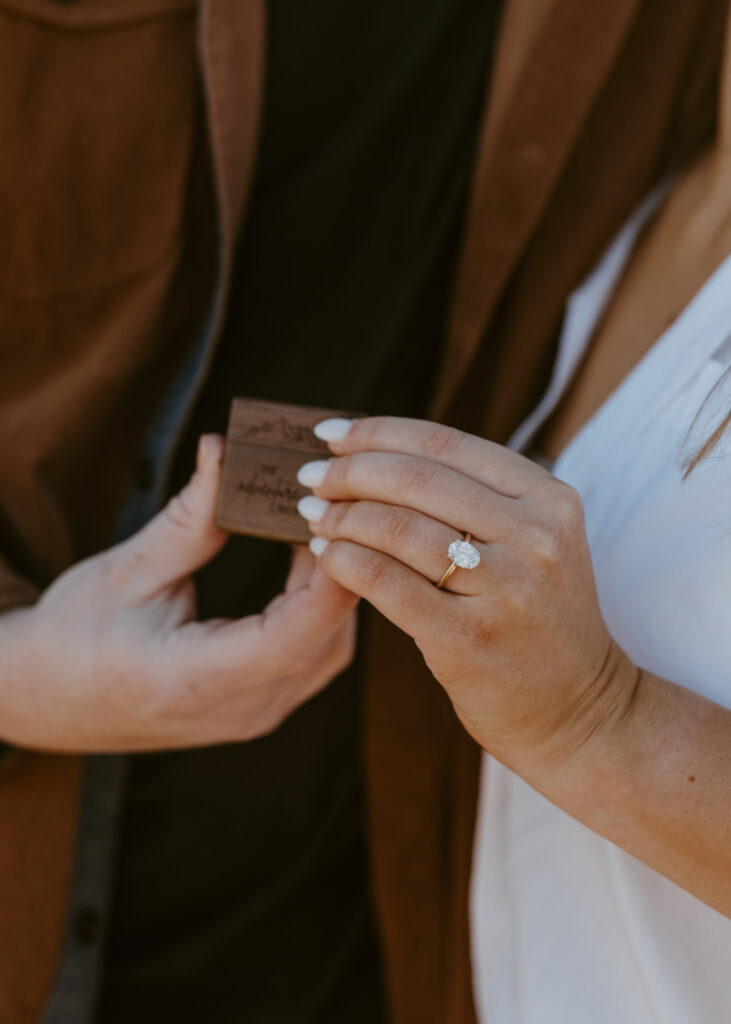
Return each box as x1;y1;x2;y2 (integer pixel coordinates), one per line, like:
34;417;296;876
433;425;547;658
121;434;229;596
284;545;317;593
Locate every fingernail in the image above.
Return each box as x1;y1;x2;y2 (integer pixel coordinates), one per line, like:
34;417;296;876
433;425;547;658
297;459;331;488
313;418;353;444
309;536;330;557
297;495;330;522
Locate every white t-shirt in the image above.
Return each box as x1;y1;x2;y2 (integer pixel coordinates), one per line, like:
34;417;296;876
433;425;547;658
470;193;731;1024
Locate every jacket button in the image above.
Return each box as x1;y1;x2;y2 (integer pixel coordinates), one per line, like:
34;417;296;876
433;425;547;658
75;907;101;946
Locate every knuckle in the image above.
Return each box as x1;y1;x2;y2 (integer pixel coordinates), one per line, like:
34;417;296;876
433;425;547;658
349;416;402;450
382;505;416;548
401;458;439;496
450;608;483;645
319;537;349;574
321;500;354;536
466;605;496;645
170;582;197;624
267;635;310;678
347;416;380;449
118;667;190;724
421;424;465;459
360;552;391;590
528;524;561;570
155;663;214;721
427;603;490;655
163;489;196;533
270;616;348;679
336;454;360;492
501;581;531;620
150;687;195;723
554;482;584;529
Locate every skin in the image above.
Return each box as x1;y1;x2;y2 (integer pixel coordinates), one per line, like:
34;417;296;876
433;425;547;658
0;435;358;752
303;417;731;919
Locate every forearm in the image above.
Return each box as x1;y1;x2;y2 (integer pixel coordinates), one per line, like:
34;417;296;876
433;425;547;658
528;660;731;918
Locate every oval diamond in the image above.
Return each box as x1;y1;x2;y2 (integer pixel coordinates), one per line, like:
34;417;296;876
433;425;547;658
448;539;480;569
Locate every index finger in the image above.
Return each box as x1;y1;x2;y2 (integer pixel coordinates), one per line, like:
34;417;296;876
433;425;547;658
315;416;548;498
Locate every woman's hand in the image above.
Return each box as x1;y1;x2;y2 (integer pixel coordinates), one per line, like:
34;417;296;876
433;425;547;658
0;435;358;753
299;416;731;917
297;415;637;775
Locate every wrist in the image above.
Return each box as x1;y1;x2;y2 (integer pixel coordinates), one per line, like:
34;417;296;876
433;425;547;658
561;641;642;763
514;641;644;800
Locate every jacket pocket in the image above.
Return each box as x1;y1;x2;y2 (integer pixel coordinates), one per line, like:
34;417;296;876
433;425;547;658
0;0;197;297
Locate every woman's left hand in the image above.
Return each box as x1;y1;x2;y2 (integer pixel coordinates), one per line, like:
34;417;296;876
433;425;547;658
297;416;638;774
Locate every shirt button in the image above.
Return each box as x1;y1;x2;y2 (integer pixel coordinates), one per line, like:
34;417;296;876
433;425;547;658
134;456;156;492
74;907;101;947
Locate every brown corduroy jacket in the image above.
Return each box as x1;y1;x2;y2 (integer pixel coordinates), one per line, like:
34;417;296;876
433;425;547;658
0;1;725;1021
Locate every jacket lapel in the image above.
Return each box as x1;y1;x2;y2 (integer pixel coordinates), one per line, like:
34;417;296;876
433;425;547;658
433;0;642;417
199;0;266;252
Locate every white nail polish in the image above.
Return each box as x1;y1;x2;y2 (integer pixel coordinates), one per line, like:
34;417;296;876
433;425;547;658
309;536;330;557
297;495;330;522
313;418;353;443
297;459;331;488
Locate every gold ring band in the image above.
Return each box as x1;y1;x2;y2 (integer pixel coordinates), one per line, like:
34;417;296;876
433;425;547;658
436;532;473;589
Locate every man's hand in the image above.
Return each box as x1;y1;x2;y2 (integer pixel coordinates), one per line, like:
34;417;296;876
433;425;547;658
0;435;358;752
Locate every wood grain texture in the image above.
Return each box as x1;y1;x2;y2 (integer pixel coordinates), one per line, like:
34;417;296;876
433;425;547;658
216;398;363;543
